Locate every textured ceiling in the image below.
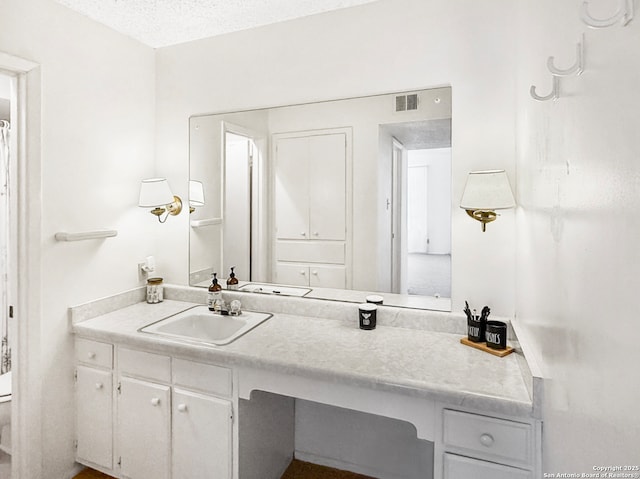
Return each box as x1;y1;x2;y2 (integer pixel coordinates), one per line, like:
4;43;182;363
53;0;380;48
381;119;452;150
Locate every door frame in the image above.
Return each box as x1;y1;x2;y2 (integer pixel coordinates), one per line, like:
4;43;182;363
390;138;406;294
0;51;43;479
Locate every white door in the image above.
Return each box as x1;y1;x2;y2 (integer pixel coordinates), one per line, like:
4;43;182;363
76;366;113;470
118;377;171;479
275;136;309;240
308;133;346;240
443;454;532;479
172;388;233;479
224;132;252;280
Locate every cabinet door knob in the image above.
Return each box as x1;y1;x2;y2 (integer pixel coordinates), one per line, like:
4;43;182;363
479;433;494;447
312;270;318;276
300;270;306;275
300;232;306;236
177;404;187;413
313;232;319;236
151;397;161;407
95;382;103;390
87;352;96;359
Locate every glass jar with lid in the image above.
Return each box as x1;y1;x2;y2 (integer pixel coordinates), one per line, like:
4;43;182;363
146;277;164;304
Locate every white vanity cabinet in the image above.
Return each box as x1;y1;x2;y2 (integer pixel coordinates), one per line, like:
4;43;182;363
74;338;114;473
436;407;539;479
75;340;234;479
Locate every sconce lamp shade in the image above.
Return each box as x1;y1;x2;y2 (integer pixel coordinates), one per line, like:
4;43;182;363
460;170;515;210
138;178;174;207
189;180;205;207
460;170;515;232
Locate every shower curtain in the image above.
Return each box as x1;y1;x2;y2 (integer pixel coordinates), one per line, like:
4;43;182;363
0;120;10;374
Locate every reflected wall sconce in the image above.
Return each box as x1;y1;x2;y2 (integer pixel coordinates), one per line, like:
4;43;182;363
460;170;515;232
189;180;205;213
138;178;183;223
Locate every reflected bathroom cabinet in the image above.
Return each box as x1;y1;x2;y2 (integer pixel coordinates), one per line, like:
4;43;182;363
273;129;351;289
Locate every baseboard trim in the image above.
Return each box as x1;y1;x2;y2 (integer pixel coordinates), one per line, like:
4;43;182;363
66;463;84;479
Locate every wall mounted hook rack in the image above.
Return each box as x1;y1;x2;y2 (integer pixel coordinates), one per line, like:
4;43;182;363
581;0;634;28
547;35;585;76
530;76;560;102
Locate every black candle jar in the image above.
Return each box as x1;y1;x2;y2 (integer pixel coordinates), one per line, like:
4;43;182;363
467;315;485;343
485;320;507;350
359;304;377;330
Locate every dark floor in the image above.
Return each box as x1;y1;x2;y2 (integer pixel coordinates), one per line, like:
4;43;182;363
281;460;374;479
74;459;375;479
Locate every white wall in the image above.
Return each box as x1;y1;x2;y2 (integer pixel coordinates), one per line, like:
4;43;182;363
0;0;156;476
515;0;640;472
156;0;518;317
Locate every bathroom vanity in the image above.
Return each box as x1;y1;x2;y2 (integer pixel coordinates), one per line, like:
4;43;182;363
71;287;542;479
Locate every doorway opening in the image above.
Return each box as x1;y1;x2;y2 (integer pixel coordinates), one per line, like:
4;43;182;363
382;119;451;297
220;122;268;284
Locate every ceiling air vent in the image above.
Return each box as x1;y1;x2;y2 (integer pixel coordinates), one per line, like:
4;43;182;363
395;94;419;112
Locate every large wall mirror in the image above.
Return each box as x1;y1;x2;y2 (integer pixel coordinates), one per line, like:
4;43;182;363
189;87;452;311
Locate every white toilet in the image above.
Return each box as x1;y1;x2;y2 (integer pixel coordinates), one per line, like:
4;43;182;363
0;371;11;455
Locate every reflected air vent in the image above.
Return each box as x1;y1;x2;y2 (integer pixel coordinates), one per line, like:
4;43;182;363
395;94;418;112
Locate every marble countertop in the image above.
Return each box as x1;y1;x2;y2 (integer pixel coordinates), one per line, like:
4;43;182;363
72;295;535;418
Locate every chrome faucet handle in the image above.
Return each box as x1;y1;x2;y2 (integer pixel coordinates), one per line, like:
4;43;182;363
230;299;242;316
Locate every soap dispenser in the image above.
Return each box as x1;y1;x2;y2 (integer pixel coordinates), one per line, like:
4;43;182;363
207;273;222;311
226;266;239;290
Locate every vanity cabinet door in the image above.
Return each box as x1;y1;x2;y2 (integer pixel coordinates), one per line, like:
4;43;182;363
172;388;233;479
309;264;346;289
118;377;171;479
443;453;532;479
76;366;113;470
275;263;311;286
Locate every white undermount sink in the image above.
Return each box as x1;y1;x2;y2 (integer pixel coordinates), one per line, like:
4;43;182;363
139;305;272;346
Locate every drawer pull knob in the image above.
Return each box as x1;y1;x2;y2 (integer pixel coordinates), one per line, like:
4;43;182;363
87;352;96;359
95;382;103;390
177;404;188;413
151;398;161;407
479;433;494;447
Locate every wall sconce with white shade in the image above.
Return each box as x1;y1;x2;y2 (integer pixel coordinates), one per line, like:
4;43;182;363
460;170;515;232
138;178;183;223
189;180;205;213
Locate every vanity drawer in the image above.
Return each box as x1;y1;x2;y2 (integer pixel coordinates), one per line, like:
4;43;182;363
443;453;532;479
118;347;171;383
172;358;232;397
443;409;532;467
75;338;113;369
